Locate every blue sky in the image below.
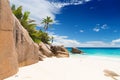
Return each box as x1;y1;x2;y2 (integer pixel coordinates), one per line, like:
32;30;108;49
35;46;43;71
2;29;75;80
10;0;120;47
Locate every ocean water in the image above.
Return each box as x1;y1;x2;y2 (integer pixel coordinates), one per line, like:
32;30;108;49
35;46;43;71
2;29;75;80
67;47;120;58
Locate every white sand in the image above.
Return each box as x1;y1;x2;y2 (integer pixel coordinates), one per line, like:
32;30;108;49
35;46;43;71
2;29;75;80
5;56;120;80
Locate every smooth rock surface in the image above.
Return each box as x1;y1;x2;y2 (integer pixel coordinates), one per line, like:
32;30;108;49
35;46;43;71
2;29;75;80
39;42;54;57
71;47;83;54
0;0;18;79
51;45;69;57
14;16;40;67
0;0;41;79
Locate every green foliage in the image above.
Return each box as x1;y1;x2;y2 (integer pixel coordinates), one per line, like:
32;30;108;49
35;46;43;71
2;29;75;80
11;4;16;11
20;11;36;32
11;5;52;44
41;16;53;31
22;11;30;21
30;30;50;44
29;30;41;44
12;6;23;20
39;30;50;44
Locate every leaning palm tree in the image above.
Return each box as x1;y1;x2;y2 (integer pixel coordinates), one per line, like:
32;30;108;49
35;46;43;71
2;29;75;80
21;11;36;31
41;16;53;31
12;6;23;20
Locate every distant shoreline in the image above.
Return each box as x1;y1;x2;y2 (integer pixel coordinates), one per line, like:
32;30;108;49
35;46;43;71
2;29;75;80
67;47;120;58
66;47;120;49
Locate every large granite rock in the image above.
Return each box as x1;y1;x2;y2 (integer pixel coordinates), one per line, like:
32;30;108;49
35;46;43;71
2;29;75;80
34;43;45;61
51;45;69;57
0;0;41;79
0;0;18;79
71;47;83;54
39;42;54;57
0;0;69;79
14;16;42;66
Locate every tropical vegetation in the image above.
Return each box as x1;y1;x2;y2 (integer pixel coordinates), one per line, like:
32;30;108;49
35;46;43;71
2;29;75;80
11;5;52;44
41;16;53;31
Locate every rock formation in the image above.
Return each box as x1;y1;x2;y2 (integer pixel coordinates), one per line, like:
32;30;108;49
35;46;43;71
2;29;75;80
39;42;69;58
0;0;69;79
0;0;18;79
14;16;43;67
51;45;69;57
71;47;83;54
39;42;54;57
0;0;41;79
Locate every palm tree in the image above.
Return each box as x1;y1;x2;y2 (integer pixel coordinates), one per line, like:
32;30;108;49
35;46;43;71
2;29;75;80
51;36;54;44
41;16;53;31
12;5;37;43
11;5;36;32
11;5;51;44
21;11;36;31
12;6;23;20
11;4;16;11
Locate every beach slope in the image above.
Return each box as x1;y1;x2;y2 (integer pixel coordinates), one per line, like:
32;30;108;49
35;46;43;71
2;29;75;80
5;57;120;80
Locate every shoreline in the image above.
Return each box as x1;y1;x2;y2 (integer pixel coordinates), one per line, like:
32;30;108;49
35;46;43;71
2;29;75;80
5;56;120;80
70;55;120;61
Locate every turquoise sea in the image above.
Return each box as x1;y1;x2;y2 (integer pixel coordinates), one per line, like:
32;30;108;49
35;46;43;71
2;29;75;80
67;47;120;58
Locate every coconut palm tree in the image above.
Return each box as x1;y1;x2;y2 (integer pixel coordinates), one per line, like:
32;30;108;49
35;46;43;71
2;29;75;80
21;11;36;31
41;16;53;31
51;36;54;44
12;6;23;20
11;4;16;11
11;5;51;44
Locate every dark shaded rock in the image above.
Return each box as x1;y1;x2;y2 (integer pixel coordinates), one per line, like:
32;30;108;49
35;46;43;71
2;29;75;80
71;47;83;54
51;45;69;57
0;0;42;79
14;16;41;67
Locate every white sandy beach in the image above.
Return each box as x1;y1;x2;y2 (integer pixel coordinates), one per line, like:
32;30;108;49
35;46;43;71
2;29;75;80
5;56;120;80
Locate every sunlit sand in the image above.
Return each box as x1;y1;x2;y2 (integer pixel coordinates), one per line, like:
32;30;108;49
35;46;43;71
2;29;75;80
5;56;120;80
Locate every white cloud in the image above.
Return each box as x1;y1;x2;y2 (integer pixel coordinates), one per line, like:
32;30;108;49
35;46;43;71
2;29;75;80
85;0;91;2
10;0;91;26
49;0;91;8
10;0;60;26
112;38;120;43
93;27;100;32
80;30;84;32
51;1;83;8
49;32;120;47
101;24;108;29
111;38;120;46
49;32;81;47
85;41;109;47
93;24;108;32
